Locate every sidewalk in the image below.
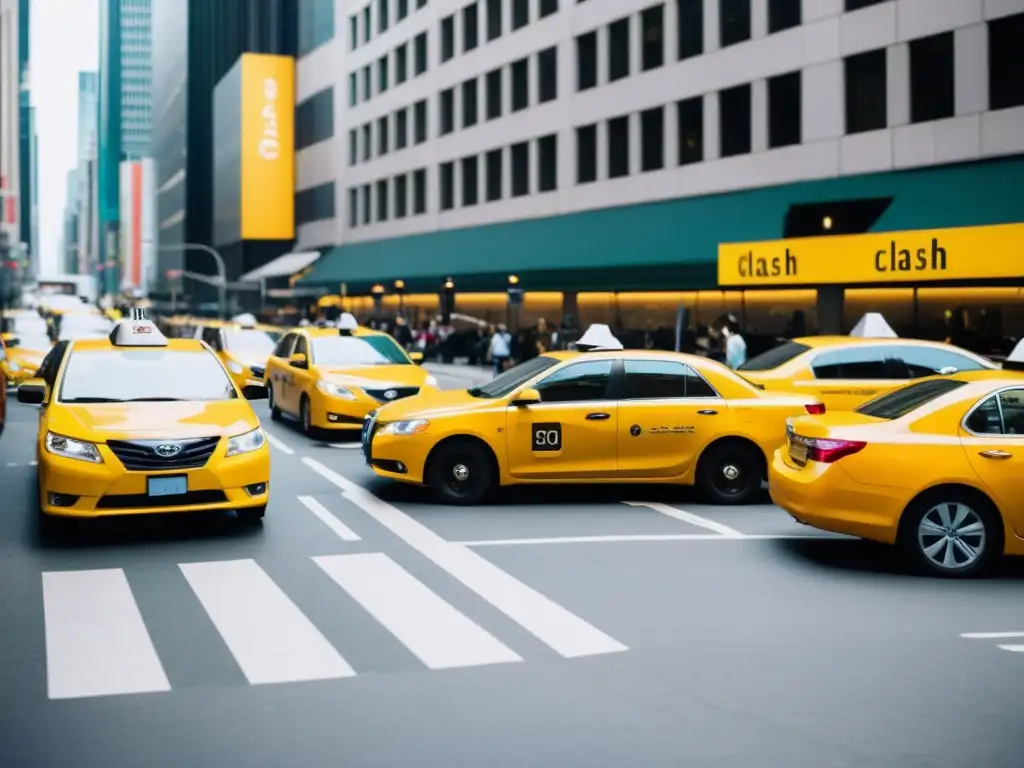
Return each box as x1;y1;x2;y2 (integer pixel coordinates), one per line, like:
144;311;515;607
423;361;494;386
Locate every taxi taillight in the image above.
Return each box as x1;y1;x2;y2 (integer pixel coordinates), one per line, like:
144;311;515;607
804;437;865;463
805;403;826;415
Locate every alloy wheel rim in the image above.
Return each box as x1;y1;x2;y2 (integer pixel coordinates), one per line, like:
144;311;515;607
713;458;747;495
917;502;986;570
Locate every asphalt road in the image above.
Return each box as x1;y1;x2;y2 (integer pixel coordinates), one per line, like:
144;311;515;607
1;363;1022;767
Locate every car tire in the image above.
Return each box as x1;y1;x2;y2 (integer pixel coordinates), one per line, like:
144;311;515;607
238;505;267;523
268;384;282;420
300;395;313;436
899;489;1002;578
696;441;763;505
426;439;494;506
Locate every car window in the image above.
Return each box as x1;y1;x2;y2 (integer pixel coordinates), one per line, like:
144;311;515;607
535;360;613;402
965;394;1004;434
294;336;308;357
970;388;1024;435
811;347;889;380
201;327;223;351
738;341;811;371
58;349;237;402
857;378;967;420
223;329;276;357
272;334;296;358
37;341;69;387
888;344;988;378
468;355;560;398
1000;389;1024;435
309;335;409;366
622;360;717;399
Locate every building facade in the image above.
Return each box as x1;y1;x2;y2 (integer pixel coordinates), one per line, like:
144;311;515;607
296;0;1024;339
0;0;21;262
121;0;153;158
118;158;156;294
17;0;34;273
62;170;80;273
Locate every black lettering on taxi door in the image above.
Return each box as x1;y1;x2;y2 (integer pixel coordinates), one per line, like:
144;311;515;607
531;422;562;451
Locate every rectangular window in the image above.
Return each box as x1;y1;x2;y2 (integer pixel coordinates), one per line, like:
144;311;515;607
378;0;389;32
540;0;558;18
608;18;630;82
719;83;751;156
414;32;428;74
349;15;358;49
377;116;389;155
989;12;1024;110
296;87;334;150
510;142;529;196
348;188;358;227
378;56;389;92
348;128;358;165
640;106;664;171
487;0;502;39
414;99;428;142
376;179;389;221
395;44;408;83
362;7;371;42
362;66;372;100
463;3;479;51
440;88;454;134
395;174;408;218
417;0;427;7
641;5;664;71
361;184;371;224
768;0;800;33
486;68;502;119
441;15;455;61
576;32;597;91
396;108;408;149
677;0;703;59
511;58;529;111
398;0;408;21
720;0;751;47
845;48;887;133
440;162;454;210
537;134;557;192
485;148;502;200
512;0;529;29
413;169;426;214
295;183;335;225
538;47;557;103
362;124;371;160
576;123;597;183
768;70;801;147
607;115;629;178
462;78;478;127
462;156;479;206
910;32;954;123
348;72;358;105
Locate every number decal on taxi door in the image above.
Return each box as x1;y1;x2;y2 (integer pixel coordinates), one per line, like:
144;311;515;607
532;422;562;452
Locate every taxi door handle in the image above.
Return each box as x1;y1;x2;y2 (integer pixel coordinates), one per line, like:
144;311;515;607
979;450;1012;459
697;409;718;415
585;412;610;420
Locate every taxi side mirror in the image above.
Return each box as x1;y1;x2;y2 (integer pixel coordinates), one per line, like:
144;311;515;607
289;352;308;369
511;387;541;406
18;378;47;405
241;384;268;400
409;351;424;364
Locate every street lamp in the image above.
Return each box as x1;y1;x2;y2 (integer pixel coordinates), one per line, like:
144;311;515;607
158;243;228;318
507;275;523;329
393;279;406;316
441;278;455;324
370;283;386;317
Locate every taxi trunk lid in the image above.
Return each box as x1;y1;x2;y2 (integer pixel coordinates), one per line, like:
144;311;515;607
785;412;883;467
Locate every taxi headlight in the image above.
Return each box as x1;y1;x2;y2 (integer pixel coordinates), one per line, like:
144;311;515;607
317;380;357;400
379;418;429;436
227;360;244;375
45;432;103;463
225;427;266;457
7;361;21;372
424;375;439;388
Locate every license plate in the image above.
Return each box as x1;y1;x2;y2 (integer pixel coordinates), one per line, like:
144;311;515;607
789;441;808;466
148;475;187;497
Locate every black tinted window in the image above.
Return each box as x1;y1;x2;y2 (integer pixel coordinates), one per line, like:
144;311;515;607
888;344;987;378
536;360;613;402
967;389;1024;435
857;378;967;420
59;350;237;402
1000;389;1024;435
739;341;810;371
623;360;717;398
37;341;68;387
812;347;888;379
273;334;296;358
964;394;1002;434
201;327;223;351
471;356;560;398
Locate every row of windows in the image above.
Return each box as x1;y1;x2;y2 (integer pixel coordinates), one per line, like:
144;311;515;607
440;0;559;63
346;169;430;226
348;32;429;106
348;100;428;164
349;0;430;50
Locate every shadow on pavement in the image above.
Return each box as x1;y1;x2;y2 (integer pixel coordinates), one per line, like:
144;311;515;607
30;511;265;551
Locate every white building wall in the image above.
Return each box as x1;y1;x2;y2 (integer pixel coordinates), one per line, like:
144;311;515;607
294;0;1024;251
118;158;156;294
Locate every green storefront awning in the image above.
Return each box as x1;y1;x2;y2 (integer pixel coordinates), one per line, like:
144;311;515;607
301;156;1024;294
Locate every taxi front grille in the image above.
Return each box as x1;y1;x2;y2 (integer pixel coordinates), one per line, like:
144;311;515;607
364;386;419;403
106;437;221;471
97;490;228;509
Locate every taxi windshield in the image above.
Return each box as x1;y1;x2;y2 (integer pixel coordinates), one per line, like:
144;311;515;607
223;329;277;356
311;335;410;366
58;349;238;403
469;355;560;398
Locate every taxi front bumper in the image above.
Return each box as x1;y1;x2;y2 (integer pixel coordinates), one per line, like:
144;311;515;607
38;442;270;518
312;386;429;431
361;417;430;484
768;448;908;544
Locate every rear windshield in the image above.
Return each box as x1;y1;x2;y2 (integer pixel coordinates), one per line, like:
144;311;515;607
856;378;967;420
738;341;811;371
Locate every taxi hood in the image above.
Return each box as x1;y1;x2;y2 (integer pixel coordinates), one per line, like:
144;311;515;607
374;387;489;420
319;364;427;389
11;347;45;365
49;400;258;441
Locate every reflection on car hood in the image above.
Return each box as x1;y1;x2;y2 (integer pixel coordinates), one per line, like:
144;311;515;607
48;400;258;441
374;387;492;420
320;365;427;390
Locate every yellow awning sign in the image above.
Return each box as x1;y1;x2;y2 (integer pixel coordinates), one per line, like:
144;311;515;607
717;223;1024;287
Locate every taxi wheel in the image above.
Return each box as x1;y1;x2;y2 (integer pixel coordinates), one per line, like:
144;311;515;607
238;505;267;523
899;489;1002;578
696;441;763;505
268;384;282;420
426;439;494;506
299;395;316;436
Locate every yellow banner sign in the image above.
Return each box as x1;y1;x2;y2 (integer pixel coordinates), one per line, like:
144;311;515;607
717;223;1024;286
240;53;295;240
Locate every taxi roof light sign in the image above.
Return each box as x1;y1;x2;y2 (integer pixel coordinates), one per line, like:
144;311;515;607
109;308;169;347
338;312;359;336
231;312;258;328
1004;338;1024;372
849;312;897;338
575;324;624;351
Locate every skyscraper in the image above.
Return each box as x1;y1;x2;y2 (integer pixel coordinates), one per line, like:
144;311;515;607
0;0;21;263
17;0;33;273
71;72;99;275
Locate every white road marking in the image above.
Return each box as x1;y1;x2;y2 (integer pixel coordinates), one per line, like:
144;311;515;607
961;631;1024;639
297;495;361;541
6;462;15;467
325;443;360;449
458;533;843;546
315;553;522;670
302;457;627;659
179;559;355;685
998;645;1024;652
263;431;295;454
624;501;744;538
29;460;36;466
42;569;171;700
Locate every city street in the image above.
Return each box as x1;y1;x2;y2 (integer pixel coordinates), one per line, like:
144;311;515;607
0;365;1022;767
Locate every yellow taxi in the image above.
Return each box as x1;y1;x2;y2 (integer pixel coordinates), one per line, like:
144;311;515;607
739;335;996;410
769;347;1024;577
360;325;826;505
191;315;280;389
17;309;271;523
1;311;52;384
0;362;6;438
265;313;434;435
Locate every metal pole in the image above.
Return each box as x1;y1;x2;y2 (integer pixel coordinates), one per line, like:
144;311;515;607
158;243;228;319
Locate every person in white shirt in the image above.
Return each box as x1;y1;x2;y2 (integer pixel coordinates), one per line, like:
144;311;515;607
489;324;512;375
722;315;747;370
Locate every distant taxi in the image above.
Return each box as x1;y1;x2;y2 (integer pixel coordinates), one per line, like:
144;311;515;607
264;314;435;435
1;312;51;384
17;310;271;523
192;318;279;389
361;332;825;505
739;336;996;410
770;363;1024;577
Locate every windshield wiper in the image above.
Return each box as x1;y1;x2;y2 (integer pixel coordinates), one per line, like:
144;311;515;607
62;397;125;403
126;397;185;402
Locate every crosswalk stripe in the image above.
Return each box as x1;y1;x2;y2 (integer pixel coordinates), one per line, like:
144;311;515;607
997;645;1024;652
43;569;171;700
298;496;361;541
179;559;355;685
314;553;522;670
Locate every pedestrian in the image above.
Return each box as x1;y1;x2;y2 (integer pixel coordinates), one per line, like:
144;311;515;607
489;324;511;376
721;314;747;370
